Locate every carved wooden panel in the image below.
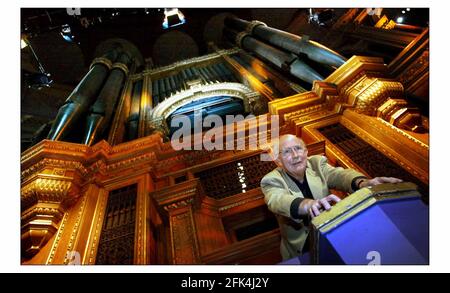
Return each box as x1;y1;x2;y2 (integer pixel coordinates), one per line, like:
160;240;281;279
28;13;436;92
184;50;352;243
170;210;199;264
318;123;428;198
95;184;137;264
196;154;276;199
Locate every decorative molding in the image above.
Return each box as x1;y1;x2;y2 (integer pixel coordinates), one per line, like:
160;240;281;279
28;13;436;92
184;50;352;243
218;194;264;212
170;209;200;264
350;78;404;115
164;197;195;211
86;189;108;264
21;176;81;212
398;50;429;87
376;118;428;150
341;114;428;183
149;82;254;119
63;194;88;264
21;204;63;225
46;211;69;264
136;48;240;78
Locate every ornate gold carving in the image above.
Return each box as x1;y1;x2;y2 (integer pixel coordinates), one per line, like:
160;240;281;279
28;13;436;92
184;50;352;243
284;104;328;121
21;202;64;258
164;198;195;211
346;77;404;115
374;15;396;30
376;118;428;149
87;190;108;264
46;211;69;264
21;168;82;259
21;204;63;225
63;194;87;264
21;176;81;211
170;209;200;264
137;48;239;78
340;115;428;183
376;98;425;132
398;50;429;87
324;56;387;91
21;138;162;260
21;140;89;164
218;194;264;212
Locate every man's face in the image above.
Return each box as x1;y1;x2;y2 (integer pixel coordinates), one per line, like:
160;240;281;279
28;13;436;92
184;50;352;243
277;136;308;177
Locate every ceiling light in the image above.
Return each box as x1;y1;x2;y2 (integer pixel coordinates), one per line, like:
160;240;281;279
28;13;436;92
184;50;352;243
162;8;186;29
21;38;28;49
60;24;74;43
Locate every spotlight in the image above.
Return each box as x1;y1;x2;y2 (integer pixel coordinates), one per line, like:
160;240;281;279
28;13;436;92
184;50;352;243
162;8;186;29
308;8;334;27
21;38;28;49
60;24;74;42
397;16;404;23
23;40;53;90
61;24;71;34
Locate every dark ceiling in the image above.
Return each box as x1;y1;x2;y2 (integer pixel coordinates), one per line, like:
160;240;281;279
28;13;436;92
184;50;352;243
21;8;303;85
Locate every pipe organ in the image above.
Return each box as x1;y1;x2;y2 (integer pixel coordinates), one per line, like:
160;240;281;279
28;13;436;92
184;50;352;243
21;13;429;265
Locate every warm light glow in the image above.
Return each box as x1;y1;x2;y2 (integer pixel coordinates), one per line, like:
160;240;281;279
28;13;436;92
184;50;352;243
251;60;269;80
21;39;28;49
237;162;247;193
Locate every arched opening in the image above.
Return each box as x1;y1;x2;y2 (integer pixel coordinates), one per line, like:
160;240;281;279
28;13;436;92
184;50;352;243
167;95;246;136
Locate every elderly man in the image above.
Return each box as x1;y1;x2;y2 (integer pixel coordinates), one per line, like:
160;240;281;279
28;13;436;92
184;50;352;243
260;134;402;260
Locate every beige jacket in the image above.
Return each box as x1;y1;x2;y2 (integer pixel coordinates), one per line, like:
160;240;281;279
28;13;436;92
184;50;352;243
260;155;365;260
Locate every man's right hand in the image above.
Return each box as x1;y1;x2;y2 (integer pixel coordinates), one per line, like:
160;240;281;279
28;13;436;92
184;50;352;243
299;194;341;218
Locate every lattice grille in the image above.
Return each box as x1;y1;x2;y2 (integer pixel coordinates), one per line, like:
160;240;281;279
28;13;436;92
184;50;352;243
96;184;137;265
196;154;277;199
318;123;428;198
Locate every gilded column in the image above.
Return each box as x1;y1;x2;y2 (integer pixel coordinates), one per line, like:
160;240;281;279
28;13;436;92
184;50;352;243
20;141;87;260
151;180;202;264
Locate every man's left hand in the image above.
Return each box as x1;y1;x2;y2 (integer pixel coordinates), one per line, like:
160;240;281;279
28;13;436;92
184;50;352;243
359;177;403;188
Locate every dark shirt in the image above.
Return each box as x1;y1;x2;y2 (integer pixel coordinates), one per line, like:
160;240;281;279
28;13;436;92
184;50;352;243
287;173;314;220
287;173;314;254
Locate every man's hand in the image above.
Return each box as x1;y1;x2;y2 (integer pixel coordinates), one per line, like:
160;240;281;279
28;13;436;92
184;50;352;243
359;177;403;188
299;194;341;218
